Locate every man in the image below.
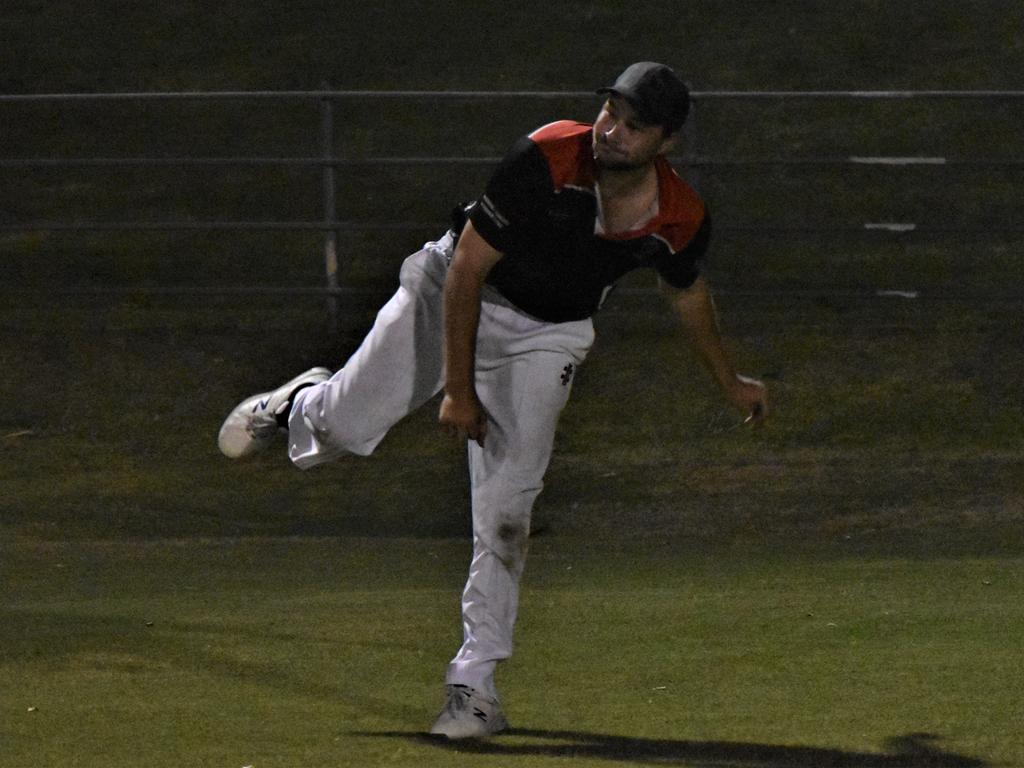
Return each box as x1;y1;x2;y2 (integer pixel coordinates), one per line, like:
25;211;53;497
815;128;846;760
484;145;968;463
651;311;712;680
218;62;768;739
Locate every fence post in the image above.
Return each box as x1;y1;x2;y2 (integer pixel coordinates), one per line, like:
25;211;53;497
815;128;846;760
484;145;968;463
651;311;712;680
683;87;701;193
320;84;340;333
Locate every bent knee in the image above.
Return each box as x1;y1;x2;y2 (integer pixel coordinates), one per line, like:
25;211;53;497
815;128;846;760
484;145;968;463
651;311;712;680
293;406;382;457
475;513;531;569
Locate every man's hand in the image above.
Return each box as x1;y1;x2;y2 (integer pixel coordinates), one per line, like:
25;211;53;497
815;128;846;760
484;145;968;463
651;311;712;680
438;392;489;447
726;374;768;424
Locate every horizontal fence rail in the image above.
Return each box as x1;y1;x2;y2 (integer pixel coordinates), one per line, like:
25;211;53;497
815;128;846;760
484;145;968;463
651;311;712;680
4;155;1024;168
2;88;1022;309
5;89;1024;101
4;87;1023;232
4;221;1024;234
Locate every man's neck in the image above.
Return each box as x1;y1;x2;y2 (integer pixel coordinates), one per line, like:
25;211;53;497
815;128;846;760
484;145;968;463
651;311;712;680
594;161;661;234
595;162;658;200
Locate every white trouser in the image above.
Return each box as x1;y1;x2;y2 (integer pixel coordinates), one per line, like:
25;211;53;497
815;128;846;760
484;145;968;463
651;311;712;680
287;233;595;696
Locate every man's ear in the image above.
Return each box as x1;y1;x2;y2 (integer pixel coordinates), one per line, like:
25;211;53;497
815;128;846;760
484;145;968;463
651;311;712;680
658;131;680;156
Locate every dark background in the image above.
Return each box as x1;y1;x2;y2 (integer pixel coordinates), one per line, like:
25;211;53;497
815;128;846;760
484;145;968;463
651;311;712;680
1;1;1022;550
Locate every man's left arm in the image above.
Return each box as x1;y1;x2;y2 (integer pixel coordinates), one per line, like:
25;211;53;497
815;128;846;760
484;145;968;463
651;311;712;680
663;275;768;422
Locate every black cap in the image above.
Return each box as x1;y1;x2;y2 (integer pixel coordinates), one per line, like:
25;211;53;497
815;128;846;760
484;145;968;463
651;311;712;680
596;62;690;133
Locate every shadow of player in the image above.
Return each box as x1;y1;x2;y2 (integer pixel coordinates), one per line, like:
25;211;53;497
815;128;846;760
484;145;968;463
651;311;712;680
371;729;986;767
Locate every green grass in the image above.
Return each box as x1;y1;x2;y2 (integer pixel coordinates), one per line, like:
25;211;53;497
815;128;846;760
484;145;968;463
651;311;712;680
2;288;1021;548
3;537;1020;767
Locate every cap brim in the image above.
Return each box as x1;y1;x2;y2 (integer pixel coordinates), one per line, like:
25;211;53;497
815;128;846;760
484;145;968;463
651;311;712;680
594;87;659;124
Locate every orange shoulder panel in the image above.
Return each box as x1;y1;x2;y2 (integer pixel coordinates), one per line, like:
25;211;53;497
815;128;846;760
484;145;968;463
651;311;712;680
528;121;595;189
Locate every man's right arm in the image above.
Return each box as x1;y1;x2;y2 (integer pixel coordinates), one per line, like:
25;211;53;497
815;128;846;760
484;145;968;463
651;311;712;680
438;220;504;446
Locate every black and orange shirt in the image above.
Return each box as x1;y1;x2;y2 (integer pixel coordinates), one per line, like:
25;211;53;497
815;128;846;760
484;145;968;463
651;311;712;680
465;120;710;323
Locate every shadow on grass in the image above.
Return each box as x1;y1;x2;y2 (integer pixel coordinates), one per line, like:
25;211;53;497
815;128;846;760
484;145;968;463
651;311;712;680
365;729;986;767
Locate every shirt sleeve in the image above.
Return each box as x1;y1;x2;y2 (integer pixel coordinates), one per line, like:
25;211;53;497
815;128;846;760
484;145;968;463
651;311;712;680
468;135;553;253
653;214;711;289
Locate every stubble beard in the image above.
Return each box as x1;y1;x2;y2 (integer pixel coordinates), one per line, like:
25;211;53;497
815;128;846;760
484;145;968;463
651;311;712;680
593;148;657;175
593;143;647;173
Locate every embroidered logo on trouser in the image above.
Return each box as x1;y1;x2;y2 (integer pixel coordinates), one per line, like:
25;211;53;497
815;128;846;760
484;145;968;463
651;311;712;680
560;363;575;386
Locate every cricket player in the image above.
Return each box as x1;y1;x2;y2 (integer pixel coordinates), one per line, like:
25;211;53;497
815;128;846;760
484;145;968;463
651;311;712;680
218;61;768;739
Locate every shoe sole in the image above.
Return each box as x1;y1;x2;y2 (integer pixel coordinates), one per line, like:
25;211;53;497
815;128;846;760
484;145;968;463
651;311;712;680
429;711;509;739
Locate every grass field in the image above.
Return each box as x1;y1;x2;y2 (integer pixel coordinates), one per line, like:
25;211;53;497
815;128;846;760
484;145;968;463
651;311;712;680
4;538;1023;768
3;2;1024;767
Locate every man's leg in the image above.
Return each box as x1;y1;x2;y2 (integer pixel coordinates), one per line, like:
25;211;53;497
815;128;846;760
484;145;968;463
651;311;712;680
288;239;450;468
218;235;451;465
433;298;594;737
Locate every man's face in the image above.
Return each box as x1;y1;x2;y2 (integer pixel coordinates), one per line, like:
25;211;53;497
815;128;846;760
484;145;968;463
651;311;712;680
592;96;675;171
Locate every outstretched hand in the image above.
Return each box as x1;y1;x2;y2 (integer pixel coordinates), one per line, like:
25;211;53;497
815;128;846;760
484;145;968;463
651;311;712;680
438;392;489;447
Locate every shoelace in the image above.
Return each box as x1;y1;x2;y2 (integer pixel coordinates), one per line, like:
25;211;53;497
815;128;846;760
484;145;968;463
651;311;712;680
247;398;286;438
443;684;474;716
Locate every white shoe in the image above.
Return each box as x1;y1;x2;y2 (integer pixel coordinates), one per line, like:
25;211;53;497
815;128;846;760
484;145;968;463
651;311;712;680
429;684;508;740
217;367;331;459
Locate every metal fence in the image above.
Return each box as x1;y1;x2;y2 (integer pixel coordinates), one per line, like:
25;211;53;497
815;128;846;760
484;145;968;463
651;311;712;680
3;88;1023;321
